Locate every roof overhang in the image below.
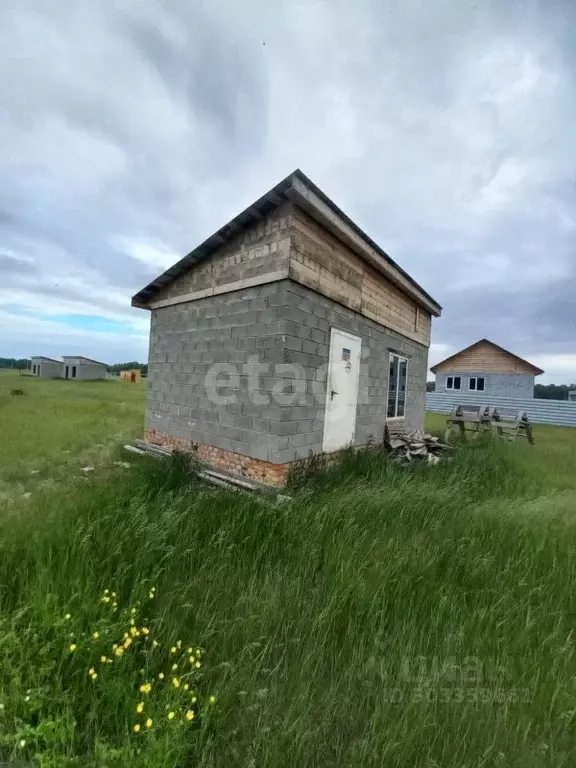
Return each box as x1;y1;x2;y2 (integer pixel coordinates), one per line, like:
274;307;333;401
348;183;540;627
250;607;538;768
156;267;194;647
131;170;442;316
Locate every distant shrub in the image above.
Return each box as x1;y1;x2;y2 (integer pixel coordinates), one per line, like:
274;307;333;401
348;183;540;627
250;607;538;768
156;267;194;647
10;388;26;396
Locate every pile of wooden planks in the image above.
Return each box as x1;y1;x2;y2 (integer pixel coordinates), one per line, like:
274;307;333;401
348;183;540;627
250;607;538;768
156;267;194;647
383;426;451;465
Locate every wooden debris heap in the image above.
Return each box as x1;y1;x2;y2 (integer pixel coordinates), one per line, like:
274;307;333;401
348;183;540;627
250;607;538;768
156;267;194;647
383;426;451;465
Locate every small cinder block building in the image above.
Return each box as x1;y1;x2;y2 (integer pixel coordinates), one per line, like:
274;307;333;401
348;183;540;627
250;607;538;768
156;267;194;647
62;356;107;380
133;170;441;485
430;339;544;398
30;356;62;378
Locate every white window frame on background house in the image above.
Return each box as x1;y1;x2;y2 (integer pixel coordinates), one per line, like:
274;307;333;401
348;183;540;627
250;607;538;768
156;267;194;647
446;376;461;391
387;353;408;419
469;376;485;392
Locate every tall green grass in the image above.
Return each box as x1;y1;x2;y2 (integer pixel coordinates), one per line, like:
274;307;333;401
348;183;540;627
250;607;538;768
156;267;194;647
1;442;575;766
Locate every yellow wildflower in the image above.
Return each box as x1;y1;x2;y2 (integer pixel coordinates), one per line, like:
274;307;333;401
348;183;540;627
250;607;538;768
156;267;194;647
136;702;144;713
88;667;95;676
90;673;98;681
130;618;135;627
177;640;182;649
172;677;180;688
209;696;216;704
131;607;137;614
191;696;197;703
124;637;132;647
104;589;109;595
93;632;99;640
152;640;159;648
141;627;150;635
172;663;178;671
130;626;138;637
69;644;77;652
188;647;193;653
114;647;124;658
146;718;153;729
170;646;177;654
189;656;195;665
185;710;195;721
111;592;117;598
65;613;71;620
183;683;189;691
139;683;152;695
167;711;175;720
158;672;165;680
195;661;201;669
100;656;107;663
101;596;110;604
133;724;141;733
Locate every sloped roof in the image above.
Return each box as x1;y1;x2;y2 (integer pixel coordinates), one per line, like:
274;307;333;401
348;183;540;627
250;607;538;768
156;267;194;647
62;356;107;366
430;339;544;375
131;169;442;316
31;356;60;363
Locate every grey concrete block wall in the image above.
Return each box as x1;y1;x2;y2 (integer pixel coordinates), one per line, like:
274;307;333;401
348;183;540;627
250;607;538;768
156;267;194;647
62;360;107;380
38;361;62;378
435;371;535;398
147;279;429;465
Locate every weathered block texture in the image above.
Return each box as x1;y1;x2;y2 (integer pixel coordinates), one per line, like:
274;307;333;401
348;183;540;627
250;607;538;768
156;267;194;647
146;279;429;470
152;203;294;305
435;371;535;398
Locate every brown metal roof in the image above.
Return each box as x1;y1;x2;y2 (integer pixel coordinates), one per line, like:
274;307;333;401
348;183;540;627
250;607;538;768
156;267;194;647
430;338;544;376
131;169;442;316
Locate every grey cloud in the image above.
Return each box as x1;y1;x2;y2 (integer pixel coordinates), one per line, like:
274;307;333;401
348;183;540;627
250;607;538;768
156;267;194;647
0;0;575;374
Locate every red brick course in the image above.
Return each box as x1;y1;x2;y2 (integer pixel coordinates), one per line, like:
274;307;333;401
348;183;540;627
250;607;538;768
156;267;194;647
144;429;290;486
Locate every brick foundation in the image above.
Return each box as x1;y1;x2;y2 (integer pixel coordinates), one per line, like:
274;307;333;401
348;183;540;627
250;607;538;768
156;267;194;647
144;429;290;486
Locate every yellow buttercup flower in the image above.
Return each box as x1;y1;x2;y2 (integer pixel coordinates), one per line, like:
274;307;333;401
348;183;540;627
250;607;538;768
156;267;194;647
114;647;124;657
152;640;159;648
136;702;144;713
93;632;99;640
100;656;107;663
183;683;189;691
195;661;201;668
167;711;175;720
88;668;95;675
209;696;216;704
69;644;77;652
90;673;97;681
146;718;153;729
139;683;152;695
191;696;197;703
185;710;195;721
170;646;177;654
158;672;165;680
133;724;141;733
65;613;71;620
172;663;178;671
101;596;110;604
172;677;180;688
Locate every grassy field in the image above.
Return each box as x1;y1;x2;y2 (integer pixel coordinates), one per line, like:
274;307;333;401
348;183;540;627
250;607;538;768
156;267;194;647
0;380;575;766
0;370;145;499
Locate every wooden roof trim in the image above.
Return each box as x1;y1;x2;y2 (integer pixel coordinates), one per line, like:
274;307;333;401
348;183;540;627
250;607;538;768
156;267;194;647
131;170;442;316
430;339;544;376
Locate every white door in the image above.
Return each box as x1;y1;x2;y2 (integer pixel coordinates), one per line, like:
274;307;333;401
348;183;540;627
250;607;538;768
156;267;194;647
322;329;362;452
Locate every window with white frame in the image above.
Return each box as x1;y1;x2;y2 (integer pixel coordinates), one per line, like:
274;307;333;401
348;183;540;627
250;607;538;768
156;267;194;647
446;375;461;390
387;353;408;418
469;376;485;391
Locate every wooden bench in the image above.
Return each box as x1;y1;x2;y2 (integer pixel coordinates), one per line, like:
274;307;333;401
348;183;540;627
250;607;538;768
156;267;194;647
444;404;534;445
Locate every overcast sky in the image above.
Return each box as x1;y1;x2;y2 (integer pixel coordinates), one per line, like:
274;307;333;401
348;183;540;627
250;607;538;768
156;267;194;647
1;0;574;381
